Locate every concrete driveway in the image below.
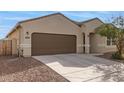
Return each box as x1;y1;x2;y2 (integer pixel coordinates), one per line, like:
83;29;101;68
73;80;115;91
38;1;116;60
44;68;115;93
33;54;124;82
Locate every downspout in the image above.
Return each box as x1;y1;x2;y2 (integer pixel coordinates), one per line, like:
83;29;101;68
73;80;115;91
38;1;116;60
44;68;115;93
83;33;85;53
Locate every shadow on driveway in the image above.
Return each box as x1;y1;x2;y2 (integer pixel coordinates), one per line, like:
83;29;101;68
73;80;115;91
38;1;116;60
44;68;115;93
33;54;124;82
94;63;124;82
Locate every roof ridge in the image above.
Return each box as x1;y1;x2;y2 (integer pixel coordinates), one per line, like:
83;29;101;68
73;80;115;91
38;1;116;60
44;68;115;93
19;12;62;23
80;17;104;24
18;13;103;26
6;13;104;37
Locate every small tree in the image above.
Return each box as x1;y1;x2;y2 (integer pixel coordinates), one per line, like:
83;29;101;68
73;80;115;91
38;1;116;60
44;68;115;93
96;16;124;59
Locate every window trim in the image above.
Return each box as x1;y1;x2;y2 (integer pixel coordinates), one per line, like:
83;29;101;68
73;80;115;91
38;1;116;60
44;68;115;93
106;37;116;46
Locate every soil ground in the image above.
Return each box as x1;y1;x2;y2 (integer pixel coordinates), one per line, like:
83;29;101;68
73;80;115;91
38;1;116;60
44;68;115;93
0;56;69;82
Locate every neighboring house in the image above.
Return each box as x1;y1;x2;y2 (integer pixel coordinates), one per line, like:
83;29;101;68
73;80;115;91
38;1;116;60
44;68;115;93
6;13;116;57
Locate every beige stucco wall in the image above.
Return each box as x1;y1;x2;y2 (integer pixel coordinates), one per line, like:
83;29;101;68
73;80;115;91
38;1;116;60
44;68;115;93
80;19;104;53
7;28;20;55
90;33;105;53
20;14;83;56
81;19;116;53
7;29;19;43
82;19;103;33
90;33;116;53
7;27;25;55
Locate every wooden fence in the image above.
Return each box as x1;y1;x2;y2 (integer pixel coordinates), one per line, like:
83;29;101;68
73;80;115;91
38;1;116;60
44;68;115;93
0;40;12;56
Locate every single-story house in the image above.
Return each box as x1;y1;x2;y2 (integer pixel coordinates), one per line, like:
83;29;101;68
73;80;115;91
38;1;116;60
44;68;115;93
6;13;116;57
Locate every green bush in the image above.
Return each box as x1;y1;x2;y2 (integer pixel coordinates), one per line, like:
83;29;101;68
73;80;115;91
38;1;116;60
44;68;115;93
112;52;123;60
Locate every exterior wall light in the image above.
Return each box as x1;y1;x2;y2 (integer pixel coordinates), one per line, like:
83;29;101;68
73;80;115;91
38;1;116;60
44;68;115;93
26;32;29;35
25;31;30;39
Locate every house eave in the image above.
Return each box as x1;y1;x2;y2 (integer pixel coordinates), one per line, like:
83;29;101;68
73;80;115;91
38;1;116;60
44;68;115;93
6;23;21;38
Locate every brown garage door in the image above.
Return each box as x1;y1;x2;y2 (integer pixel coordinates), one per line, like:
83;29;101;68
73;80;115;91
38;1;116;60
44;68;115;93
32;33;76;56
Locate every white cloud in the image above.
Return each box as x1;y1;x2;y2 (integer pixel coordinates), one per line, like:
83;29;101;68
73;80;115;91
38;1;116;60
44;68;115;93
0;29;9;39
0;25;12;39
24;12;39;15
0;25;11;28
96;11;112;14
0;27;9;33
61;12;100;22
0;28;8;31
3;17;30;21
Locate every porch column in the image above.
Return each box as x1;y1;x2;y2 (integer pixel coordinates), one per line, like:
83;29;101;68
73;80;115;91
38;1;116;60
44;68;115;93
85;33;90;53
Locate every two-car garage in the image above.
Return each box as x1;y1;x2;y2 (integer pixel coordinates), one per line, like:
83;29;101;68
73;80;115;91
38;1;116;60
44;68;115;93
31;33;77;56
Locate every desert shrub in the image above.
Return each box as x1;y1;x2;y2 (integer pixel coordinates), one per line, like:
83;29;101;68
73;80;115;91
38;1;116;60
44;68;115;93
112;52;123;60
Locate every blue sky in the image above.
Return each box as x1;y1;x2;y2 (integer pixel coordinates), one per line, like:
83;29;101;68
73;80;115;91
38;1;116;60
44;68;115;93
0;11;124;39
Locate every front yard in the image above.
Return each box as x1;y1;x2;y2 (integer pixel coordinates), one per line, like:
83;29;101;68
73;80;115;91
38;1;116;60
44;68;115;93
1;54;124;82
0;56;68;82
96;52;124;63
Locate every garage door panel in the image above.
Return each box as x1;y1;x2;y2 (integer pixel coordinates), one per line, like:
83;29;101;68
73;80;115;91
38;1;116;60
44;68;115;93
32;33;76;56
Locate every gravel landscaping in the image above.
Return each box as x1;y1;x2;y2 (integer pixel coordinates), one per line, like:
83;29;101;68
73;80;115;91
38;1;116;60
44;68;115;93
96;52;124;63
0;56;69;82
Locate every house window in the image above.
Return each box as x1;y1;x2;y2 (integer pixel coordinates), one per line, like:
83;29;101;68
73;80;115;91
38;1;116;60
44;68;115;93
112;39;116;45
107;37;111;45
107;37;116;46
